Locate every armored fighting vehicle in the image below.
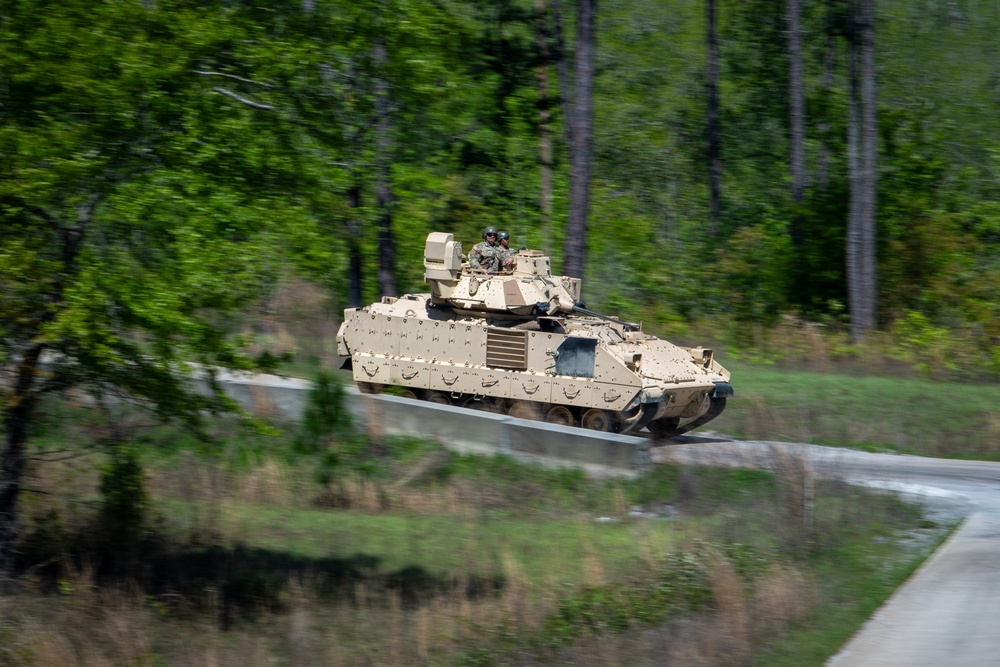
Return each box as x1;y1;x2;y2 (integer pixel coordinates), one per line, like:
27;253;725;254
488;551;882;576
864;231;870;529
336;232;733;437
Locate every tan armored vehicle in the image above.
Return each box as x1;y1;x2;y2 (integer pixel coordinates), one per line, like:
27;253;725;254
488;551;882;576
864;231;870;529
336;232;733;437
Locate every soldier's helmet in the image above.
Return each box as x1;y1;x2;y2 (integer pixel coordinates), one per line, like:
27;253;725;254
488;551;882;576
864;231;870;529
498;231;510;242
482;226;498;240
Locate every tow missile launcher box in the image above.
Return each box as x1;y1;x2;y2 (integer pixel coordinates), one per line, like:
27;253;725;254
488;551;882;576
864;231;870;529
336;232;732;437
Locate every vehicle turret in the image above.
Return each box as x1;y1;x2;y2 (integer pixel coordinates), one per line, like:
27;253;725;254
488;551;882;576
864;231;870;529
423;231;581;317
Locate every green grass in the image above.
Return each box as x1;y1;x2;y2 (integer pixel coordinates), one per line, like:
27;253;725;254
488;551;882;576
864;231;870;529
136;441;948;666
754;520;958;666
207;502;678;586
714;360;1000;459
5;362;972;666
11;419;954;667
151;448;777;589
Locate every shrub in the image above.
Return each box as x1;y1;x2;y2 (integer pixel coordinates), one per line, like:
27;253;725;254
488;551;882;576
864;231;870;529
294;370;353;454
99;445;150;547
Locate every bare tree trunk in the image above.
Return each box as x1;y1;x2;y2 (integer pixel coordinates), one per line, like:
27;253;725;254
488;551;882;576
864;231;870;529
846;1;862;337
562;0;595;280
536;0;554;251
788;0;806;247
817;0;837;190
551;0;573;150
0;346;42;582
707;0;722;234
858;0;878;335
346;180;364;308
311;0;366;309
373;35;396;297
846;0;877;342
1;205;89;582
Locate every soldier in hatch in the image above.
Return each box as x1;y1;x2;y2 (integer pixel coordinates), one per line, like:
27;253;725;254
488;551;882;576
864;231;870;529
496;231;516;272
469;226;502;273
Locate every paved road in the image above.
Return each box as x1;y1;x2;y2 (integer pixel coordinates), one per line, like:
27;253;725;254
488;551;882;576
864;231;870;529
652;438;1000;667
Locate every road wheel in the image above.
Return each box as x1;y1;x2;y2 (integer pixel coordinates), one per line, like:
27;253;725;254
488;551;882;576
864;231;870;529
545;405;576;427
358;382;385;394
476;396;506;413
399;388;421;400
646;417;681;438
581;408;614;432
427;391;453;405
460;395;503;413
508;401;542;421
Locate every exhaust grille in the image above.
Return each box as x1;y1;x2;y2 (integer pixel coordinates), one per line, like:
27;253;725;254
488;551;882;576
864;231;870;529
487;329;528;370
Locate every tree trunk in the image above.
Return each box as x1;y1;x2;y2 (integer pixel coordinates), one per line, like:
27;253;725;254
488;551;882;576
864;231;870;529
562;0;595;280
858;0;878;336
536;0;554;251
846;0;877;342
817;0;837;190
0;345;43;582
788;0;806;247
551;0;573;150
373;35;396;297
346;180;364;308
0;210;86;582
306;0;365;307
846;1;861;338
707;0;722;234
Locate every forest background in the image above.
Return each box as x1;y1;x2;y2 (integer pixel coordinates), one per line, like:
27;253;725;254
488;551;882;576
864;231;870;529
5;0;1000;375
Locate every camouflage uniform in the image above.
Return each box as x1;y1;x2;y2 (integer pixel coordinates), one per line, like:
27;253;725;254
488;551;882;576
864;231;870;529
496;242;515;271
469;240;501;272
495;231;516;272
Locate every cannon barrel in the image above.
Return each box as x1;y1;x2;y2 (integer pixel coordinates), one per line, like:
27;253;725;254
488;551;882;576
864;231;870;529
571;304;640;331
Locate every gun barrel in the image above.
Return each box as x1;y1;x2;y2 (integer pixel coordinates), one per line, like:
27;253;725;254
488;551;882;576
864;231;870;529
571;304;640;331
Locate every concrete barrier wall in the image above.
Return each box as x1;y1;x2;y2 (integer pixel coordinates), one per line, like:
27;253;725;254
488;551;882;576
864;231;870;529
28;361;648;476
208;372;314;420
215;372;649;478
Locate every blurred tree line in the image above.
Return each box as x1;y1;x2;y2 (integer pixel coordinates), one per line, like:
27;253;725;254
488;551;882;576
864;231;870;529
6;0;1000;338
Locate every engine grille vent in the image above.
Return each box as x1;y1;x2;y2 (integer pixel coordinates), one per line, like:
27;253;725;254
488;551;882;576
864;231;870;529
487;329;528;370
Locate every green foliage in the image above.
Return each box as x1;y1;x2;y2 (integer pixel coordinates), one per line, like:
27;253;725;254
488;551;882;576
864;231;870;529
307;432;441;506
313;437;373;487
453;540;774;664
295;370;354;454
887;311;955;376
444;452;591;504
0;0;315;425
542;545;717;643
708;224;792;327
5;0;1000;378
714;359;1000;459
98;445;150;551
624;461;776;511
